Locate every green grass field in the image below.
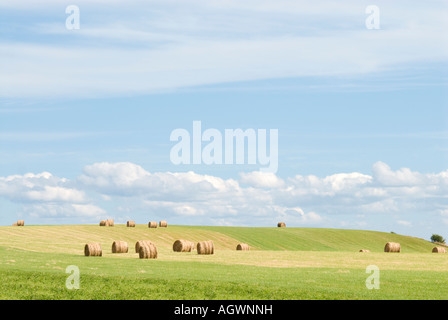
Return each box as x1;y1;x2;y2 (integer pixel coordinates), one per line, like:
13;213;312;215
0;224;447;299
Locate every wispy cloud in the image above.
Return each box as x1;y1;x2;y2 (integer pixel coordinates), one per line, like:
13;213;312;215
1;0;447;98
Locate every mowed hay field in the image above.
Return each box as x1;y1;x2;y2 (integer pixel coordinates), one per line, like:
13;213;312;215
0;224;447;299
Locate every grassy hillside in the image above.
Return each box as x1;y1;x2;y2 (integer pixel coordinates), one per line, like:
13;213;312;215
0;224;434;255
193;226;434;252
1;224;446;300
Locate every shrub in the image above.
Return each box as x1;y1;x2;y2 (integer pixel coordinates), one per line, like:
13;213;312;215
430;234;446;244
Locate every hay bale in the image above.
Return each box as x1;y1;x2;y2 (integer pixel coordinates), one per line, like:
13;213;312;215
84;243;102;256
135;240;153;253
17;220;25;226
159;220;168;228
173;239;195;252
359;249;370;252
99;220;109;226
277;222;286;228
432;247;447;253
107;219;114;227
12;222;17;226
127;221;136;227
197;240;214;255
112;241;128;253
236;243;250;251
148;221;158;228
384;242;401;252
139;242;158;259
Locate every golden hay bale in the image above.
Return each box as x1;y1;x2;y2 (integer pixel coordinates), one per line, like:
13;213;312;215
384;242;401;252
100;220;110;227
112;241;128;253
135;240;153;253
173;240;195;252
126;221;136;227
17;220;25;226
139;242;158;259
84;243;102;256
12;222;18;226
359;249;370;252
197;240;214;255
159;220;168;228
107;219;114;227
277;222;286;228
236;243;250;251
432;247;447;253
148;221;158;228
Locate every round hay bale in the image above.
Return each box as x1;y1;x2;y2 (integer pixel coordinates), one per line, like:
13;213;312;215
135;240;153;253
17;220;25;226
277;222;286;228
384;242;401;253
173;239;195;252
12;222;18;226
139;242;158;259
197;240;214;255
84;243;102;256
112;241;128;253
432;247;447;253
107;219;114;227
359;249;370;252
159;220;168;228
148;221;158;228
126;221;136;227
236;243;250;251
99;220;109;226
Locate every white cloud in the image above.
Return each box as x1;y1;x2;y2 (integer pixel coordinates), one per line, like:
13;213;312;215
239;171;284;188
0;171;105;220
79;161;151;191
372;161;424;186
0;172;86;203
75;161;448;227
25;186;86;203
79;161;241;199
2;160;448;227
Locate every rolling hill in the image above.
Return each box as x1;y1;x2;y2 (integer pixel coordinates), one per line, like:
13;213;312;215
0;224;434;254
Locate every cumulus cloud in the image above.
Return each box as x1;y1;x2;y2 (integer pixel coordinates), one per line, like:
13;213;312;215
0;172;86;203
78;161;241;200
372;161;424;186
0;171;104;220
239;171;285;188
1;161;448;227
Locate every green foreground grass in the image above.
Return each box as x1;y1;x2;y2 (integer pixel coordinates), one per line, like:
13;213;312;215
0;225;447;299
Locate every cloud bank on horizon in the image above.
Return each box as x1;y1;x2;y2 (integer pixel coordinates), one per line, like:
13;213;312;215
1;161;447;236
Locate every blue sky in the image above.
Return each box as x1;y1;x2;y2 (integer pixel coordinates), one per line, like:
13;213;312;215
1;0;447;240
